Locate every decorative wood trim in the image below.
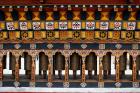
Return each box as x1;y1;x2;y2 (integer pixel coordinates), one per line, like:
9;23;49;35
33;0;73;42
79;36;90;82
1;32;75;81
99;57;103;82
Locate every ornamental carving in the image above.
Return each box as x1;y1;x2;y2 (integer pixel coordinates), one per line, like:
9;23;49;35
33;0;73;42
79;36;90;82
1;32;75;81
0;50;7;58
64;43;70;50
99;44;105;49
78;50;90;57
0;44;3;49
30;44;36;49
21;32;28;40
28;50;38;59
132;44;139;50
112;50;124;57
62;50;74;57
47;44;53;49
130;50;139;58
81;44;87;49
115;44;122;49
95;50;106;57
14;44;21;49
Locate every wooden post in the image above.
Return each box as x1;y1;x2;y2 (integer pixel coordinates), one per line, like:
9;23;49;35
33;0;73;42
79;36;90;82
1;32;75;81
81;62;86;83
46;51;54;87
62;50;72;88
116;58;120;82
15;58;19;82
48;63;52;83
31;59;35;84
80;56;87;88
99;62;103;82
130;51;139;88
99;58;103;82
64;57;69;83
132;60;136;82
132;58;139;88
12;51;22;87
97;55;104;88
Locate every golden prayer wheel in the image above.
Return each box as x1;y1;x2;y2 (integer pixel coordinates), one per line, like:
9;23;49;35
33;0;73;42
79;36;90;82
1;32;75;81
70;52;82;79
85;52;97;79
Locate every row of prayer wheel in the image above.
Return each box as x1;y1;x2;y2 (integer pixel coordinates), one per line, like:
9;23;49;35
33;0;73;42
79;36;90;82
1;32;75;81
2;52;140;79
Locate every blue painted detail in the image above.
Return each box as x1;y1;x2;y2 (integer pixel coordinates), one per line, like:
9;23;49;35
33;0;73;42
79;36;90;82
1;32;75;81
36;43;47;49
80;11;87;20
67;11;73;20
3;43;14;49
53;11;59;20
0;10;5;21
11;10;19;21
26;11;33;20
121;43;132;50
21;43;30;49
105;43;116;50
1;43;140;50
53;43;64;49
70;43;81;49
86;43;99;49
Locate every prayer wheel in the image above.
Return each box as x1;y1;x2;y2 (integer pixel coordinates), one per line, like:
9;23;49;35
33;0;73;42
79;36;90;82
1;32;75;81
70;52;82;79
136;56;140;71
53;52;65;79
116;53;127;79
9;53;16;77
85;52;97;79
24;53;32;78
39;52;49;78
102;52;111;79
2;55;6;69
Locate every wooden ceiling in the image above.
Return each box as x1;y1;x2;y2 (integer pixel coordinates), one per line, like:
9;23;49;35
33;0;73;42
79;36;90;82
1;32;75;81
0;0;139;5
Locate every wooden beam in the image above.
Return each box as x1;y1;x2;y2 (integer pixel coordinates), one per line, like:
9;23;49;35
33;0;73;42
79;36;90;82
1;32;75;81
40;0;44;3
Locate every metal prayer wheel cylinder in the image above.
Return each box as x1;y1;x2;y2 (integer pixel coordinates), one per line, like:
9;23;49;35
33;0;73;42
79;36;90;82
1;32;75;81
24;55;32;70
102;53;111;70
9;55;16;70
54;52;65;70
85;53;97;71
18;56;21;69
129;56;134;70
70;53;81;70
118;55;127;71
2;55;6;69
39;53;49;70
